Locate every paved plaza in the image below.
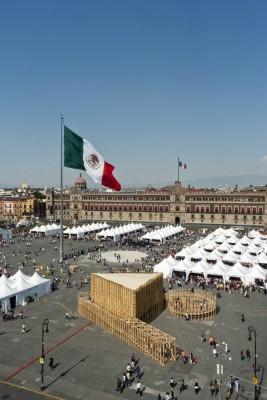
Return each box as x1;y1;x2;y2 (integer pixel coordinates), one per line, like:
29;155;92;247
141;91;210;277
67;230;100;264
0;234;267;400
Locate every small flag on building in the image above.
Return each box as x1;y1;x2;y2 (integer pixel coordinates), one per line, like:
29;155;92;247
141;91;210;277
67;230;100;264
64;126;121;191
179;161;187;169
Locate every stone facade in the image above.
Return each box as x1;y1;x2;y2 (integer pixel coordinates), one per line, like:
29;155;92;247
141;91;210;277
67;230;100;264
46;180;267;229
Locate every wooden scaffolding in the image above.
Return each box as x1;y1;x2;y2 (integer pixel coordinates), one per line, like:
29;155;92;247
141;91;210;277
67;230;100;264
167;289;217;320
91;272;164;323
78;292;176;365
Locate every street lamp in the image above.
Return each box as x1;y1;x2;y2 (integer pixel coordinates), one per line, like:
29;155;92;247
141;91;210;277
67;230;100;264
40;318;49;391
248;325;258;400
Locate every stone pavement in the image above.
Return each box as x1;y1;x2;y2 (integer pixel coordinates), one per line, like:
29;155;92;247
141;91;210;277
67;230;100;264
0;235;267;400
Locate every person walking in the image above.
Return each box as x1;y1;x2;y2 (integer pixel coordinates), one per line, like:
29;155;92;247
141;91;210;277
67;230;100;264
213;347;218;358
116;377;122;392
136;365;141;379
241;314;245;322
170;377;174;390
194;381;200;394
209;380;215;396
246;349;251;361
122;372;127;391
136;380;142;396
22;323;26;333
126;370;131;386
19;310;23;319
240;349;244;361
214;380;219;397
49;357;54;370
200;332;205;343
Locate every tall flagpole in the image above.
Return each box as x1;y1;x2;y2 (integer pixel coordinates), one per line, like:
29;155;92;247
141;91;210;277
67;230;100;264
178;157;180;182
59;116;64;263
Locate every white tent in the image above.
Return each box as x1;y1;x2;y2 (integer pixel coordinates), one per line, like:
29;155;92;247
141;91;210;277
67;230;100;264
255;252;267;265
187;260;212;279
0;270;51;312
243;265;267;285
153;259;173;278
224;262;249;282
206;261;231;282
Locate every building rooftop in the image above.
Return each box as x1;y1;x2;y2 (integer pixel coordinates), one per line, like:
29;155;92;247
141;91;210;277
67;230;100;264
95;272;161;291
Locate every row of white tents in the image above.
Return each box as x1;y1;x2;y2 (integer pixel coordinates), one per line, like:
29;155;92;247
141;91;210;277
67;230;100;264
176;228;267;266
30;223;62;235
153;228;267;285
140;225;185;242
96;223;145;242
0;270;51;312
153;254;267;285
64;222;110;239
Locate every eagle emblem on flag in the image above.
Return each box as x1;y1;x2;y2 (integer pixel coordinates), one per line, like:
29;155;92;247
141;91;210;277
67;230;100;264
85;153;101;170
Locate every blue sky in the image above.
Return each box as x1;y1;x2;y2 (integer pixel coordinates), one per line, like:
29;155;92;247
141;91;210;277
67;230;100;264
0;0;266;189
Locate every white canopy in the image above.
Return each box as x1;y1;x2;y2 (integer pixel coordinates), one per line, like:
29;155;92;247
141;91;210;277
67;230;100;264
153;259;173;278
224;262;249;282
0;270;51;312
243;264;267;285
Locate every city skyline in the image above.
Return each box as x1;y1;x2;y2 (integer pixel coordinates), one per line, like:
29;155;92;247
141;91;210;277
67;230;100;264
1;1;266;189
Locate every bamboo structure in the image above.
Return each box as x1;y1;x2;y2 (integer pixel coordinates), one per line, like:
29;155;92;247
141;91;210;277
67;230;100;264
167;289;217;320
78;292;176;365
91;272;164;323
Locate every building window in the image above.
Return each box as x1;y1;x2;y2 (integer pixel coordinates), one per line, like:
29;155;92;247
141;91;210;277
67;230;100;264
186;206;190;212
191;214;194;219
176;206;180;211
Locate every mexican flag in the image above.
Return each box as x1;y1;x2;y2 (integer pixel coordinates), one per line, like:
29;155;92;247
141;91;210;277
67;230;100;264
64;126;121;191
179;161;187;169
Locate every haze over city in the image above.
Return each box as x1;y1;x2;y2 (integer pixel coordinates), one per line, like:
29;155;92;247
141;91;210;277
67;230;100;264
1;0;266;189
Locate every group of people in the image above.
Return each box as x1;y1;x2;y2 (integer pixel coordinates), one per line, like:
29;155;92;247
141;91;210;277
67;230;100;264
116;353;142;395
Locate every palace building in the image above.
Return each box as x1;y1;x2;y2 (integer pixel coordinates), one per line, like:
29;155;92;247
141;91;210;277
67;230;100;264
45;176;267;229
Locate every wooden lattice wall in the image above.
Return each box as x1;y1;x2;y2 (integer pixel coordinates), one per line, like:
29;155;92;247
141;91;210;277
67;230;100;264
78;293;176;365
91;273;164;323
167;289;217;320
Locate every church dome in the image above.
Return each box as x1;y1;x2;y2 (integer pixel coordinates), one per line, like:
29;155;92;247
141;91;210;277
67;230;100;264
75;174;87;189
22;181;30;190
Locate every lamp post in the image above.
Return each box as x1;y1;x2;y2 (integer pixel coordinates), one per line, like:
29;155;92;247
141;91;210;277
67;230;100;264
40;318;49;391
248;326;258;400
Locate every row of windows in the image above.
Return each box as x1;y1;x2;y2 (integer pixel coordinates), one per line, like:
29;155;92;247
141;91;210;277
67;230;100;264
186;206;263;214
55;211;164;219
190;214;263;221
186;197;264;202
68;196;170;202
52;204;170;212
